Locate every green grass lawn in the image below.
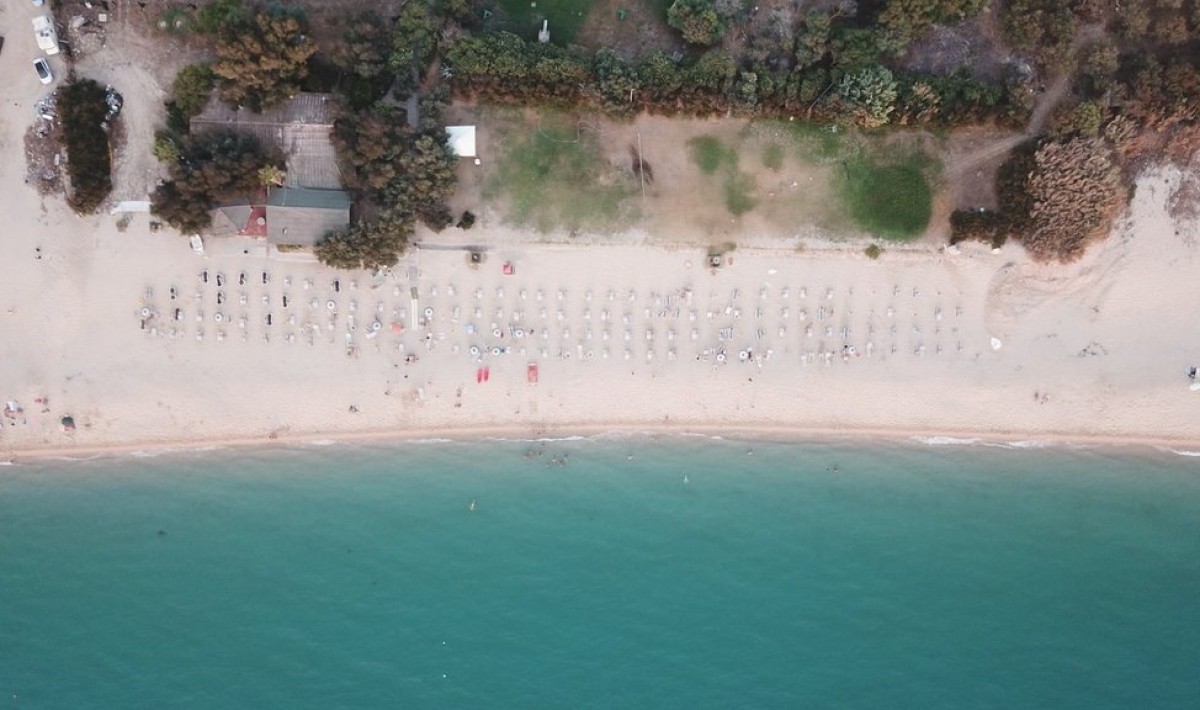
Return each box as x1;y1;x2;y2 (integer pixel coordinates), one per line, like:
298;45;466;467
688;134;760;216
839;158;932;240
754;121;937;240
689;136;731;175
761;142;784;170
485;114;637;232
493;0;593;45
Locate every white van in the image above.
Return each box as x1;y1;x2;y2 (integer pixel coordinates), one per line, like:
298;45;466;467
32;16;59;56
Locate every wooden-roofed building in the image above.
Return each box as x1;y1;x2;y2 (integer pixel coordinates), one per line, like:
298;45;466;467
190;93;342;190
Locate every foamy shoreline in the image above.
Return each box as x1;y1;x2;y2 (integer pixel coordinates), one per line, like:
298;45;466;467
9;421;1200;464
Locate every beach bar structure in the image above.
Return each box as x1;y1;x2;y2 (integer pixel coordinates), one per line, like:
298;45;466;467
212;188;350;247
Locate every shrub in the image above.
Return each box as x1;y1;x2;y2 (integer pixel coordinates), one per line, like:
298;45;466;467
315;208;413;270
1020;137;1123;262
839;65;898;128
456;210;476;229
168;64;215;126
59;79;114;214
878;0;988;54
153;132;181;162
196;0;249;34
668;0;726;46
949;209;1007;248
864;243;884;259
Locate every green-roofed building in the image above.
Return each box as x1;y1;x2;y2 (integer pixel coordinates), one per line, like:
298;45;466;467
265;187;351;247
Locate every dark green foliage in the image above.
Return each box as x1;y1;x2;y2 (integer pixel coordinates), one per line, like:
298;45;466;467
59;79;114;214
332;107;458;229
1077;40;1119;98
667;0;725;46
456;210;477;229
592;48;640;115
333;12;395;110
794;10;833;68
877;0;988;54
390;0;442;95
213;12;317;111
315;209;413;270
637;52;685;103
829;28;883;74
444;18;1017;125
995;141;1038;234
949;209;1007;248
332;108;408;196
195;0;249;34
687;50;737;95
838;65;898;127
167;64;215;130
151;131;280;233
1000;0;1079;70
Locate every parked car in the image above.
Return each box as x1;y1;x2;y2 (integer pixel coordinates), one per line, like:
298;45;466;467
32;16;59;56
190;234;205;255
33;57;52;85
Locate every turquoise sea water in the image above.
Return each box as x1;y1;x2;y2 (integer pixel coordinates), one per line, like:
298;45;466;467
2;437;1199;709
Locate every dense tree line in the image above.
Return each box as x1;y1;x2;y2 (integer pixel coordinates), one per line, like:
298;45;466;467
444;30;1023;128
310;3;460;270
59;79;115;214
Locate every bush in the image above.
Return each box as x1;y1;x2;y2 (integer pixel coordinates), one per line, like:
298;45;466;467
864;243;884;259
59;79;114;214
456;210;476;229
167;64;215;127
315;208;413;270
668;0;726;46
949;209;1007;248
1020;137;1123;262
153;132;181;162
839;65;898;128
196;0;249;34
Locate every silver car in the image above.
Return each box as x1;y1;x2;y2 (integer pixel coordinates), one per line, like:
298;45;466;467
33;57;52;85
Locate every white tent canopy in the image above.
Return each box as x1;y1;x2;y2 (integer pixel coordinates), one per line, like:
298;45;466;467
446;125;477;158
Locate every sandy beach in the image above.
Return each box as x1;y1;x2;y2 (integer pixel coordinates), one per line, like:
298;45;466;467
3;156;1200;458
3;0;1200;459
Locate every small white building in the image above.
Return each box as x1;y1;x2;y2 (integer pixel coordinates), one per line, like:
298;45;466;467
446;125;477;158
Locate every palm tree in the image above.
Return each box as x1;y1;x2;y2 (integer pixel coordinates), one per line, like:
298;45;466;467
257;164;286;188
